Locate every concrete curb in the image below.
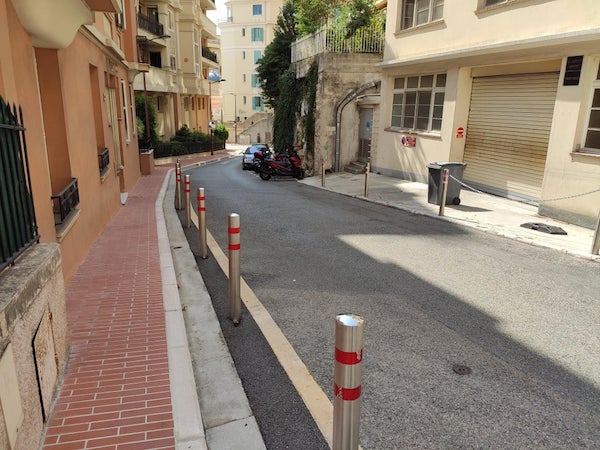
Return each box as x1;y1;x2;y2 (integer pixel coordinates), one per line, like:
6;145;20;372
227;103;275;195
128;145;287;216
161;167;266;449
156;169;208;449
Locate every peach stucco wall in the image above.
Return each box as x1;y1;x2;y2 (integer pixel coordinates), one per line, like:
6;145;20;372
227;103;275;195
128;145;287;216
1;0;141;280
0;0;56;244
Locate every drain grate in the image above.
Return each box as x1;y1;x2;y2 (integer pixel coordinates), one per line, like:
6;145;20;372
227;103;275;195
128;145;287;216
520;222;567;235
452;364;472;375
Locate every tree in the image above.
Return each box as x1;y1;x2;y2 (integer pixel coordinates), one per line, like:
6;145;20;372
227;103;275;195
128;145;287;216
256;0;298;108
295;0;342;36
135;93;159;146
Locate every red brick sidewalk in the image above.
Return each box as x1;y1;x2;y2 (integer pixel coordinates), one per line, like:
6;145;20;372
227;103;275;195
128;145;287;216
43;166;174;449
42;150;235;449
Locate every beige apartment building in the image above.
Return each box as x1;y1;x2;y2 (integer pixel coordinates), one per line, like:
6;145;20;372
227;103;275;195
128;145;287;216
376;0;600;228
134;0;219;141
218;0;283;144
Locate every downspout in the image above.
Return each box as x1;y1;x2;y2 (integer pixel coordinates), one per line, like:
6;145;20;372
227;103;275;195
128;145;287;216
334;80;380;172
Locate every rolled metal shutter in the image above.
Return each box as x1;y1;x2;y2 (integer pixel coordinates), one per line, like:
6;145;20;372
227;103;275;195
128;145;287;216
463;73;559;203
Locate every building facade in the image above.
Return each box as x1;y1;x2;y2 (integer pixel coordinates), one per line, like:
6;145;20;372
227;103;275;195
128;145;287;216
219;0;283;143
134;0;219;141
1;0;144;447
376;0;600;228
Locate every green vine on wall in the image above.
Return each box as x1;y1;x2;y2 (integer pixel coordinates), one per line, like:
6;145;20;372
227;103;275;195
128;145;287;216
302;62;318;162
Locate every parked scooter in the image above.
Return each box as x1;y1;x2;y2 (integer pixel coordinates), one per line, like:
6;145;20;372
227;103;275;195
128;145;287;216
258;150;305;180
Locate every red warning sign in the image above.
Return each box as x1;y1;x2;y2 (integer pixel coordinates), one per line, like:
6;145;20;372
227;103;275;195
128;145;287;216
456;127;465;138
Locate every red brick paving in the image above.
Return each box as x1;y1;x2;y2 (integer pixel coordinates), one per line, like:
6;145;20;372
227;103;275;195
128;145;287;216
42;151;233;449
43;166;174;449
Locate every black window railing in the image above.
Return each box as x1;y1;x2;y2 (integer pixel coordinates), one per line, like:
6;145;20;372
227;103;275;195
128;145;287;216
202;47;218;63
0;97;39;272
137;12;164;37
51;178;79;226
98;148;109;175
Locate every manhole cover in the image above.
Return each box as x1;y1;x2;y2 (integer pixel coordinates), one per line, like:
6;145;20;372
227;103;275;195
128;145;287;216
452;364;472;375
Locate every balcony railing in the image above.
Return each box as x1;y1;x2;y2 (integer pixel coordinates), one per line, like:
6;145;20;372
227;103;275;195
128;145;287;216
51;178;79;225
202;47;218;63
291;23;384;63
0;97;38;271
98;148;109;176
138;12;164;37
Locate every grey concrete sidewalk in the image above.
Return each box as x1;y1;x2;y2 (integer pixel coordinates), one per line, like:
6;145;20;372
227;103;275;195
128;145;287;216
299;171;599;261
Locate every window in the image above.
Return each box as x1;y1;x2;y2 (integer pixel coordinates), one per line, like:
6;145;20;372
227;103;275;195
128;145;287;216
251;27;264;42
119;79;130;143
583;63;600;154
243;74;247;82
242;51;246;59
252;96;264;111
483;0;508;6
243;96;247;105
401;0;444;30
252;4;262;15
242;28;246;37
251;74;260;87
390;73;446;132
254;50;262;64
193;29;199;76
170;52;176;71
168;10;174;30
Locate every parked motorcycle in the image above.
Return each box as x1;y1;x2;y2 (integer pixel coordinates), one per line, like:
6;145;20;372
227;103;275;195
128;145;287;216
258;150;305;180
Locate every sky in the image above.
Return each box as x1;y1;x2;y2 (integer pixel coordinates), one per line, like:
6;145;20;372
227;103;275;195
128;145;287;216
207;0;227;33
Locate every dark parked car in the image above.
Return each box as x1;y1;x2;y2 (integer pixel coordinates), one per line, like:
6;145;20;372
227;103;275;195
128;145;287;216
242;144;268;170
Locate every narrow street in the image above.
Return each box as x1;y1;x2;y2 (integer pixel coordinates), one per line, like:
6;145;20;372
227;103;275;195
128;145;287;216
181;158;600;449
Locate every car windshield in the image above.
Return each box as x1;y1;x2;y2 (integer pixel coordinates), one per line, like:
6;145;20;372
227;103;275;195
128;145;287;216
246;146;265;154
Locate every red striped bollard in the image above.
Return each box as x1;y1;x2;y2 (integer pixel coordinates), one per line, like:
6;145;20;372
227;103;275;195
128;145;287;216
333;313;364;450
439;168;449;216
175;162;182;210
197;188;208;259
184;174;191;228
228;213;241;325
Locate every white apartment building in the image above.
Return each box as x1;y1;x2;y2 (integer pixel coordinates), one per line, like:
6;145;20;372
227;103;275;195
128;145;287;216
219;0;283;129
376;0;600;228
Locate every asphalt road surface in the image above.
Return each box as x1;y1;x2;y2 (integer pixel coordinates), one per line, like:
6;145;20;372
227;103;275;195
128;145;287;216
181;157;600;449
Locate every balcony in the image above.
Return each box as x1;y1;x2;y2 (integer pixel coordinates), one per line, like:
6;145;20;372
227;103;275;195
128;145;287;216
137;12;164;37
202;47;218;64
291;23;384;64
51;178;79;226
98;148;110;176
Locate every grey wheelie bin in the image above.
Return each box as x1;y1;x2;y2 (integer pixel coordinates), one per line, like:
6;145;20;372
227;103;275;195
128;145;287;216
427;162;467;206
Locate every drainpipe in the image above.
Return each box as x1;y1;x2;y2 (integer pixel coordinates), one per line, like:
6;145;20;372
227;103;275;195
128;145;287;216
334;80;380;172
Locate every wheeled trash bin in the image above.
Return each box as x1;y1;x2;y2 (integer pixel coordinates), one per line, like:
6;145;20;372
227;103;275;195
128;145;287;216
427;162;467;205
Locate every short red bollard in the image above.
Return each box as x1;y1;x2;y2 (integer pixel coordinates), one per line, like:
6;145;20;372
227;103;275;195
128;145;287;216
197;188;208;259
175;162;182;210
184;175;191;228
228;213;241;325
333;313;364;450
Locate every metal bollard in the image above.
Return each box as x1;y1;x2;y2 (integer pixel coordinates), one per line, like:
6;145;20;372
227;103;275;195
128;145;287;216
364;162;370;198
228;213;241;325
322;158;326;187
198;188;208;259
175;162;182;210
439;168;449;216
333;313;364;450
184;175;191;228
592;211;600;255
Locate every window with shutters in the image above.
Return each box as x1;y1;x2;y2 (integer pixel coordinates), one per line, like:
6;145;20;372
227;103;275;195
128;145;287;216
390;74;446;132
400;0;444;30
251;27;264;42
583;63;600;154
